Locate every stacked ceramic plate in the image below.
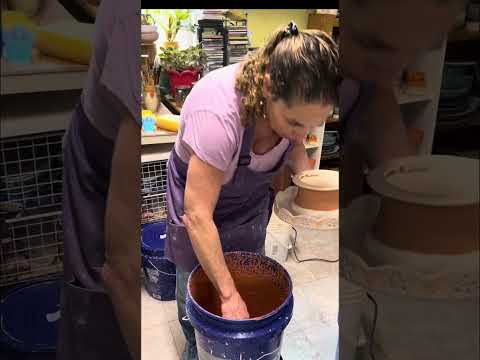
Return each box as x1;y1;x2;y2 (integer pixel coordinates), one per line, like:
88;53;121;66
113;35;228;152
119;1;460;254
321;131;340;160
438;61;480;127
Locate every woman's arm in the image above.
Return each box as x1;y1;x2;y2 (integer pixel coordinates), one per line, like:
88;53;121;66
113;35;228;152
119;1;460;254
287;141;314;174
341;85;417;207
356;85;416;168
102;115;141;360
183;154;249;320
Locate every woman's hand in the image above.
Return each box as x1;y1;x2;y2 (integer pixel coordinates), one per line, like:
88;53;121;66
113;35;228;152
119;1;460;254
287;141;313;174
220;289;250;320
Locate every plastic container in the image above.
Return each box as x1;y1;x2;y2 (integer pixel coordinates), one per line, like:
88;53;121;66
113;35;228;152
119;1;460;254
141;221;176;301
186;252;293;360
142;116;156;132
0;278;62;352
266;214;293;263
2;26;35;64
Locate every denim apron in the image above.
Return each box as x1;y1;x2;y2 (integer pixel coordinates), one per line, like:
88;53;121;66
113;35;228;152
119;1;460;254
165;124;294;273
56;103;131;360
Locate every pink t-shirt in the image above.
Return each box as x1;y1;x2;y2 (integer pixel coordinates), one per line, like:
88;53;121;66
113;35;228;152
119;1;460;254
175;63;290;184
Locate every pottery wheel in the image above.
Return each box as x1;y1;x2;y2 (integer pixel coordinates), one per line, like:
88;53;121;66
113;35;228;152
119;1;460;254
274;187;338;230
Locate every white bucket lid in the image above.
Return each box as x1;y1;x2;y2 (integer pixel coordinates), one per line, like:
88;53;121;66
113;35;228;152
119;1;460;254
292;169;339;191
367;155;479;206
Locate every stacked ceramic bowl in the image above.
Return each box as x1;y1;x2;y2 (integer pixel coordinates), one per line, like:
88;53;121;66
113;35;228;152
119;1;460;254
321;131;340;160
437;61;480;128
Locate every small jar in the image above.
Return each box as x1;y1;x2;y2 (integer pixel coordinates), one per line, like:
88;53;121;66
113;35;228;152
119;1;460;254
175;85;192;107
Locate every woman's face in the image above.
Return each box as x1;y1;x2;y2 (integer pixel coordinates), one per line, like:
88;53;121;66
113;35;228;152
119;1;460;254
267;97;333;143
340;0;461;86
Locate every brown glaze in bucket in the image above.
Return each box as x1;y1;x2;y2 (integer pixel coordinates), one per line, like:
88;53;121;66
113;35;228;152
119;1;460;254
188;252;291;319
293;170;339;212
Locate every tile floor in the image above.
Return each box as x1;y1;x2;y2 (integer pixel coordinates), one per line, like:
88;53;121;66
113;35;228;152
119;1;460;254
142;250;339;360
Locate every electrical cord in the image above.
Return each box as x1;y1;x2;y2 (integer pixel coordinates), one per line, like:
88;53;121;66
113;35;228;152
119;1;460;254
290;226;339;263
366;292;378;360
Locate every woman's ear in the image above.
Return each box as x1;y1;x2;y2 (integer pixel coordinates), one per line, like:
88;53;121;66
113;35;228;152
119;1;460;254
263;73;271;99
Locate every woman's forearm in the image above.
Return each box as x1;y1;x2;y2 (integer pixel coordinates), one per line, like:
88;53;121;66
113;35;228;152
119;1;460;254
357;85;416;168
287;142;312;174
183;212;236;301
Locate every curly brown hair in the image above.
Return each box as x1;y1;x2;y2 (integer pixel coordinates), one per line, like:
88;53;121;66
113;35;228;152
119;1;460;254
235;26;339;127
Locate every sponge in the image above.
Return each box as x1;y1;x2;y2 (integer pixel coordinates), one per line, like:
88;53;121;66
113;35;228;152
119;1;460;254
155;114;180;133
35;21;94;65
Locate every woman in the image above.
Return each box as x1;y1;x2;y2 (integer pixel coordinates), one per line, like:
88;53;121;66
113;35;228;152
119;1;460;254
339;0;466;205
165;22;339;360
57;1;140;360
339;2;474;359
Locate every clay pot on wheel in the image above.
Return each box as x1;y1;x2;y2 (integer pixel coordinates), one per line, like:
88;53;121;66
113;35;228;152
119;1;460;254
367;155;479;255
292;170;339;214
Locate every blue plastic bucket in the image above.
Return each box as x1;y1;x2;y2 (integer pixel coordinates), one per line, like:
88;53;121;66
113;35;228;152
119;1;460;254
0;278;62;352
186;252;293;360
141;221;176;301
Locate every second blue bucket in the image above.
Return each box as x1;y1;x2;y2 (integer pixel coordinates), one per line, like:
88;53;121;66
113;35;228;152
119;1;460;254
141;220;176;301
186;252;293;360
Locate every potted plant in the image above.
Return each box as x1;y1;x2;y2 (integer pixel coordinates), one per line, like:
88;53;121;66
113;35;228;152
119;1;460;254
158;9;190;49
158;45;207;97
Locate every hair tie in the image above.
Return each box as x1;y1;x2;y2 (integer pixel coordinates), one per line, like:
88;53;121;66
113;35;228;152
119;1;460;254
285;21;299;37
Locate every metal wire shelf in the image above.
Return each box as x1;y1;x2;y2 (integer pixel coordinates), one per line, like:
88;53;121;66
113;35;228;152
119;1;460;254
0;131;64;212
141;159;168;196
141;192;167;224
1;209;63;287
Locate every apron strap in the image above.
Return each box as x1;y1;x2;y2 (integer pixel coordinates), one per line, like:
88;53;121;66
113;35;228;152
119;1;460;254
237;125;255;167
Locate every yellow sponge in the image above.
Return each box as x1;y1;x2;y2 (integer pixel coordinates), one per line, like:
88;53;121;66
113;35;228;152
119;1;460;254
155;114;180;132
35;21;94;65
142;110;154;118
2;11;36;31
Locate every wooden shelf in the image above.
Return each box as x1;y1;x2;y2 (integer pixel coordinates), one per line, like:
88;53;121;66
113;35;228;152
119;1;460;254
141;130;177;145
327;114;339;123
396;90;433;105
448;28;480;43
305;142;320;150
162;97;182;115
1;56;88;95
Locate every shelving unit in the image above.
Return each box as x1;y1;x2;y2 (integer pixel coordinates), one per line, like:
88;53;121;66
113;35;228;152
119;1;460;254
399;42;448;155
1;131;65;287
431;24;480;159
224;19;249;64
198;19;229;72
1;53;85;288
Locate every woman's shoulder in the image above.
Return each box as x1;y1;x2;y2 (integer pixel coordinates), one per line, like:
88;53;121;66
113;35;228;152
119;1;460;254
100;0;139;19
182;63;243;121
